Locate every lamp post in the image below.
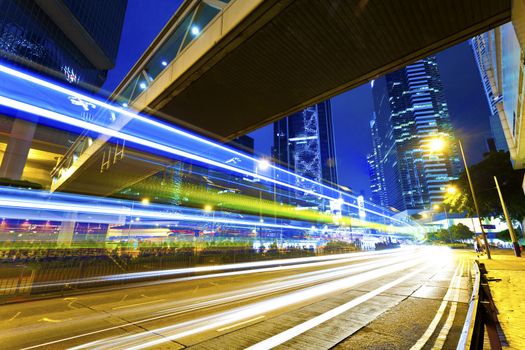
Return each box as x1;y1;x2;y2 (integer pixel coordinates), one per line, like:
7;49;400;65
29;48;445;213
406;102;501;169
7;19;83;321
204;204;214;232
427;137;491;258
433;204;452;243
127;197;150;242
494;176;521;257
457;140;491;259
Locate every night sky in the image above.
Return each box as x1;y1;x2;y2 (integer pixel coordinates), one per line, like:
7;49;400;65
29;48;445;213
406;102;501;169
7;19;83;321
105;1;493;198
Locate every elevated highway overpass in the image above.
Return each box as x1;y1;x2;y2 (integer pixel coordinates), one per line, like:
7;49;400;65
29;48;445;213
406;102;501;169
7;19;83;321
118;0;510;139
34;0;512;195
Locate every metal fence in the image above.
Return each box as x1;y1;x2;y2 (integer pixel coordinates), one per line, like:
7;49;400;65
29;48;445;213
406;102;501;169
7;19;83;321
0;246;355;303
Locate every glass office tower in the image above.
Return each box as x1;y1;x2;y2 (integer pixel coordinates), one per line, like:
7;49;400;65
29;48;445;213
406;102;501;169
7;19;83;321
371;57;461;211
273;100;338;204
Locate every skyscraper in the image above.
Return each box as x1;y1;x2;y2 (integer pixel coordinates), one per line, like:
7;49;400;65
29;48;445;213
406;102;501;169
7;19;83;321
471;34;509;152
367;114;387;207
0;0;127;184
371;57;461;211
273;100;338;202
0;0;127;89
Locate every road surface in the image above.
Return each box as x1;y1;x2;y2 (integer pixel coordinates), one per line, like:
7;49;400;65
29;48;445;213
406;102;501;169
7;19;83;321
0;247;470;349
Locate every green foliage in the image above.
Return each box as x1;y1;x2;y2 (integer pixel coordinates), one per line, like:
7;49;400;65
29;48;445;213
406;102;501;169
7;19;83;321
496;229;511;242
323;240;357;253
443;151;525;221
425;224;474;243
449;223;473;241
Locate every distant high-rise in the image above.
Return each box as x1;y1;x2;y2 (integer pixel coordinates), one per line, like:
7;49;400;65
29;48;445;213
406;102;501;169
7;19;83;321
0;0;127;183
0;0;127;89
273;100;338;201
371;57;461;211
471;34;509;152
227;135;254;156
367;114;387;207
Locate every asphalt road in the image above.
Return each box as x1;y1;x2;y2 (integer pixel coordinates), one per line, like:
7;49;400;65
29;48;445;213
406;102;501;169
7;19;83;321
0;247;470;349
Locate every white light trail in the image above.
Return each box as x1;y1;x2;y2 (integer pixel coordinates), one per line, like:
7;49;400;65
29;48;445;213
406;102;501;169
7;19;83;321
19;248;410;292
0;63;419;229
22;250;414;349
69;250;437;350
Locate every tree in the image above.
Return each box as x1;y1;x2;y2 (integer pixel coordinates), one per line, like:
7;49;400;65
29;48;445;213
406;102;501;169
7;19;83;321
449;223;473;241
496;229;511;242
443;151;525;222
426;229;451;243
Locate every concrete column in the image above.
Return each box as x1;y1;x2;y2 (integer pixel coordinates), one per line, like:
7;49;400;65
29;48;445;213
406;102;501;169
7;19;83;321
58;213;78;246
0;117;37;180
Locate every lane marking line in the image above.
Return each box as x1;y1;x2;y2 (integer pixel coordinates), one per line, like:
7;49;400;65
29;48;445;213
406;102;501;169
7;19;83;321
216;315;265;332
409;260;463;350
112;299;166;310
245;262;435;350
431;258;465;349
39;317;62;323
8;311;21;322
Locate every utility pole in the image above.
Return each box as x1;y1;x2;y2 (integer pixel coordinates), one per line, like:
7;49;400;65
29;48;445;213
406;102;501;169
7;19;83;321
494;176;521;257
458;140;491;259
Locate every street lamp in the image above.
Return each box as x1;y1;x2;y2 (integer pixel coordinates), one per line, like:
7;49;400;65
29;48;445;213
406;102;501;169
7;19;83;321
429;137;491;258
433;204;452;243
203;204;214;232
127;197;150;242
446;185;457;194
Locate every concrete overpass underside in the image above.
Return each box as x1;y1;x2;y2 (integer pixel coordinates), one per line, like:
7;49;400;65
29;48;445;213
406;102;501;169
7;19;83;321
147;0;511;140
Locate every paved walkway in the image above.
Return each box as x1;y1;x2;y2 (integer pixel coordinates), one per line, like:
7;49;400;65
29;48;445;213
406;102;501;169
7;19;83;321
466;248;525;349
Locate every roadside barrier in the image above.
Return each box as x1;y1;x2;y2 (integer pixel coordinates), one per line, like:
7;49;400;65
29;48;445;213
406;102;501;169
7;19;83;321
457;260;502;350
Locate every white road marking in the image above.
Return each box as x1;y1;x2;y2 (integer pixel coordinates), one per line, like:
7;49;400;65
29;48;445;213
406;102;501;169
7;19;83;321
8;312;21;322
409;259;463;350
245;262;435;350
216;315;265;332
432;258;465;349
111;299;166;310
39;317;63;323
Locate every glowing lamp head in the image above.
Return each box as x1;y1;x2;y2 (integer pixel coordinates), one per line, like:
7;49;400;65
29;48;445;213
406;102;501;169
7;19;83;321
204;204;213;212
428;138;446;152
433;204;440;211
141;198;150;205
446;186;457;194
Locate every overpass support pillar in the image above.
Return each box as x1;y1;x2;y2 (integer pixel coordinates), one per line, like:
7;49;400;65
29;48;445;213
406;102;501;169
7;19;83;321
58;213;77;246
0;117;37;180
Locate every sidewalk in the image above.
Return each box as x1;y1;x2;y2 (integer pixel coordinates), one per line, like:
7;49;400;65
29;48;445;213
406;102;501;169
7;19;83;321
467;248;525;349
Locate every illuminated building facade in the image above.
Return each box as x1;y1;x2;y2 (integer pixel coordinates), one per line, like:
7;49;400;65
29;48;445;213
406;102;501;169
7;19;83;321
473;22;525;174
371;57;461;211
0;0;127;183
367;114;387;207
0;0;127;88
471;34;509;152
272;100;338;203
